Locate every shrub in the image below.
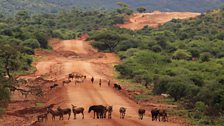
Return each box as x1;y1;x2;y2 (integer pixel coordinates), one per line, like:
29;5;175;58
200;52;211;62
151;45;162;52
0;87;10;107
22;39;40;49
173;49;192;60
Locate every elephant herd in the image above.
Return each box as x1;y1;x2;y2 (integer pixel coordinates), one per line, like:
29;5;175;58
37;105;168;123
38;73;168;123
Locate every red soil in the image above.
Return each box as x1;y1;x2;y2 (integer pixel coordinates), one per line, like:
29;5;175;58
117;11;200;30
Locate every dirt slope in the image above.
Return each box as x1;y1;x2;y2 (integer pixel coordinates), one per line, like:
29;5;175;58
117;11;200;30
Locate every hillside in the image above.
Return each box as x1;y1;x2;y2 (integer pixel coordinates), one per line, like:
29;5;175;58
89;8;224;125
0;0;59;14
0;0;224;15
117;11;201;30
49;0;224;12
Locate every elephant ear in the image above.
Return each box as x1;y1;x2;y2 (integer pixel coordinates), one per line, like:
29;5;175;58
71;104;77;108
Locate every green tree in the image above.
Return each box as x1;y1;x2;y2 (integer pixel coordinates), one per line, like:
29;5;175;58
137;7;146;13
151;45;162;52
173;49;192;60
200;52;211;62
22;39;40;49
0;44;22;79
15;10;30;21
117;2;129;8
116;2;133;15
34;32;49;49
116;39;138;51
90;31;125;52
168;83;187;101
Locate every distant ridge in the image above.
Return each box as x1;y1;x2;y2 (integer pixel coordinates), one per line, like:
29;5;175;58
0;0;223;15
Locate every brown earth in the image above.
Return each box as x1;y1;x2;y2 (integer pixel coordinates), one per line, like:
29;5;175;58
0;36;188;126
116;11;200;30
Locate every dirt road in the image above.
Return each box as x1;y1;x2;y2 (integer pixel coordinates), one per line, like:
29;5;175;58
27;37;186;126
117;11;200;30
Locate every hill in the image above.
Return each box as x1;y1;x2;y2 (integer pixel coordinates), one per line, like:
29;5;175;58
47;0;224;12
0;0;59;14
0;0;224;15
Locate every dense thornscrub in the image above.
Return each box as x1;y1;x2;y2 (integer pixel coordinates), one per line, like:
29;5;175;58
89;8;224;125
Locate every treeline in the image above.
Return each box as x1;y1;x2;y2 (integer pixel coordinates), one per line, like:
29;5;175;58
0;8;121;114
0;0;223;15
89;8;224;125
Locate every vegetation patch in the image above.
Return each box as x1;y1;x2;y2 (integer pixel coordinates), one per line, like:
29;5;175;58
0;107;5;116
35;102;44;108
89;8;224;125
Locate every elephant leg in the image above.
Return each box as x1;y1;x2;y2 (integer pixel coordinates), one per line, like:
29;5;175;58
97;112;99;119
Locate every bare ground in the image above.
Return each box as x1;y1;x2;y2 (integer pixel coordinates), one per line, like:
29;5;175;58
116;11;200;30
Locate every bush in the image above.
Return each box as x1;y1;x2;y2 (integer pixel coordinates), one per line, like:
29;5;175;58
168;83;188;101
113;16;125;24
0;87;10;107
153;76;170;95
173;49;192;60
34;32;49;49
0;107;5;116
151;45;162;52
195;101;207;113
115;64;133;78
116;40;138;51
189;48;200;58
22;39;40;49
200;52;211;62
21;46;34;55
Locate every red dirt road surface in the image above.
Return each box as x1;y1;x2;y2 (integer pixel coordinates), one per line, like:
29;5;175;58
117;11;200;30
35;38;185;126
1;37;187;126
